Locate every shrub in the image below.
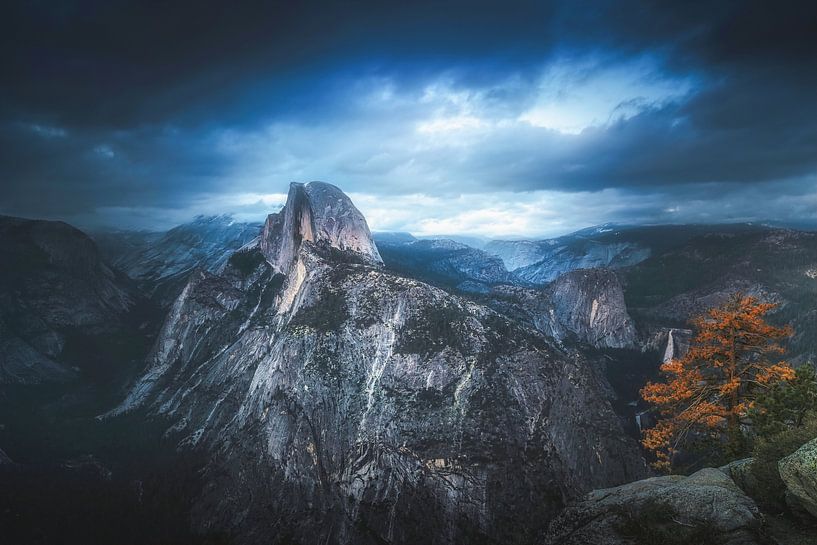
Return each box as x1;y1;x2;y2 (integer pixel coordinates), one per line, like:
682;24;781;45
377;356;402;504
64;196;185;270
752;364;817;439
228;249;265;278
289;290;349;332
750;411;817;510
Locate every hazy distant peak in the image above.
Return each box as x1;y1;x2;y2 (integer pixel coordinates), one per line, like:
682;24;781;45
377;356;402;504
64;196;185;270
190;213;238;225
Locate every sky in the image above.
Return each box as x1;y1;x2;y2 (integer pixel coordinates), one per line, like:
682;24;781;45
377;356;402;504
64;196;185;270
1;0;815;238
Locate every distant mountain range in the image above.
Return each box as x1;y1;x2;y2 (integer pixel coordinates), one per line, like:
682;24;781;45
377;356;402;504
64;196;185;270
5;211;813;388
377;223;816;363
92;215;261;305
1;197;814;544
373;232;514;291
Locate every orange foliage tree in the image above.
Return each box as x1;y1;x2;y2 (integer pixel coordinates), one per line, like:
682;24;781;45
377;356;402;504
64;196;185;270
641;294;794;470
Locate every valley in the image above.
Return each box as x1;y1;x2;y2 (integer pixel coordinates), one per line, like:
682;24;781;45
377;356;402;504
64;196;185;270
1;185;815;544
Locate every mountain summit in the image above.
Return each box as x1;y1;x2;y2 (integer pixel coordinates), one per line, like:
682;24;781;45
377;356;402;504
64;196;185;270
260;181;382;274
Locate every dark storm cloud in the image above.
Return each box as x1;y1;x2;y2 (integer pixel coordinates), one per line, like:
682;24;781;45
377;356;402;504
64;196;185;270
5;0;811;127
483;72;817;192
0;0;815;232
1;0;561;128
0;122;229;217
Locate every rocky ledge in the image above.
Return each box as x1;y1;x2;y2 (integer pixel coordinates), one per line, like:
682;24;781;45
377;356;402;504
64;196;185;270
543;468;764;545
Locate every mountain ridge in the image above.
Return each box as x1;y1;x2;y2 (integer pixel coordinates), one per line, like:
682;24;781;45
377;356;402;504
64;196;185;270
0;215;135;384
111;183;647;544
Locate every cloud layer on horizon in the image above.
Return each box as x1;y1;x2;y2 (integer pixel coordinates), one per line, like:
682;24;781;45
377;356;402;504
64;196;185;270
1;0;815;236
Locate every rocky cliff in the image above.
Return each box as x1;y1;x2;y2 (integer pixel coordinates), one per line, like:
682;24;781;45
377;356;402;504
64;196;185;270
260;181;382;273
542;269;638;349
0;216;133;383
488;268;638;350
113;182;646;544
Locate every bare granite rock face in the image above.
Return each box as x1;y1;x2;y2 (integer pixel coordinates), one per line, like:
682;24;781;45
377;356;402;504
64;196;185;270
543;468;764;545
489;268;638;350
112;184;646;544
260;181;382;274
543;269;638;349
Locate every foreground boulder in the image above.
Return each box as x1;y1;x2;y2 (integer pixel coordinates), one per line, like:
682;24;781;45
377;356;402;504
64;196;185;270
779;437;817;518
720;457;764;500
543;468;763;545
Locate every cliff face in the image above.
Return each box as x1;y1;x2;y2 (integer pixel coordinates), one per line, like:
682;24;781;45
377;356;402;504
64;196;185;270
543;269;638;349
0;216;132;384
261;181;382;274
489;268;638;350
114;183;646;544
